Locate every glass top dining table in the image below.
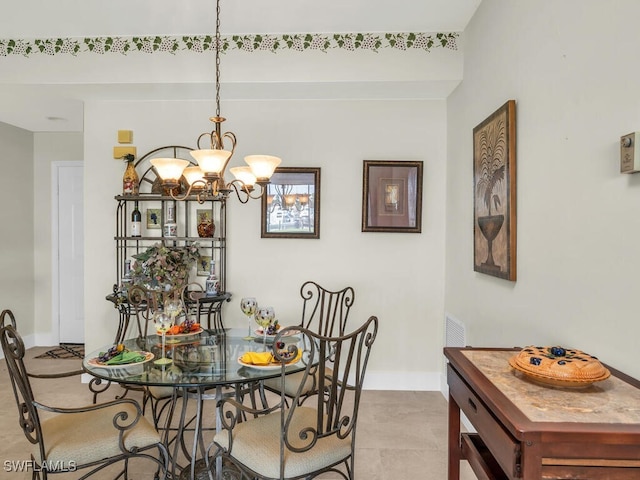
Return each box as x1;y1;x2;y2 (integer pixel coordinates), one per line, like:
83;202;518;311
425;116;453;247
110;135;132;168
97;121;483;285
83;327;304;480
83;327;304;387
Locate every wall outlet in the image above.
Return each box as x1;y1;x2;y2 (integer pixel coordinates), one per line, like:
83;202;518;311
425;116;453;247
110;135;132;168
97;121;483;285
620;132;640;174
113;146;137;159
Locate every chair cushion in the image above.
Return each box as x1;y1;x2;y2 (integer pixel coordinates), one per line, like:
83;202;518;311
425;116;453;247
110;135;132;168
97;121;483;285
263;370;314;398
214;406;351;478
263;367;333;398
36;403;161;465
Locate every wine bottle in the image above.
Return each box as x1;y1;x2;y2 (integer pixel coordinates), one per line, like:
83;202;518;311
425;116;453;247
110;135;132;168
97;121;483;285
122;154;139;195
205;259;220;296
131;201;142;237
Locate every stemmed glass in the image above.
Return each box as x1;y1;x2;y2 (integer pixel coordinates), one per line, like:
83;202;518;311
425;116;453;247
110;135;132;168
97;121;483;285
240;297;258;341
255;306;275;350
164;297;183;344
154;310;173;365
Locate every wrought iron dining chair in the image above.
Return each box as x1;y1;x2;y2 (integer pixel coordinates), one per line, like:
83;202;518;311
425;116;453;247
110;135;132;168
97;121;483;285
0;322;169;480
1;309;87;382
262;281;355;405
297;281;355;336
209;316;378;480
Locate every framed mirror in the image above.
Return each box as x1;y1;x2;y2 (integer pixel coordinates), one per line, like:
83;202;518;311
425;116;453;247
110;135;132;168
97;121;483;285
261;167;320;239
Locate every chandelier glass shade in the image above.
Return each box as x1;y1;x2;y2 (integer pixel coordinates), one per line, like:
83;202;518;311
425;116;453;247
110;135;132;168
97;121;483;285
151;0;281;203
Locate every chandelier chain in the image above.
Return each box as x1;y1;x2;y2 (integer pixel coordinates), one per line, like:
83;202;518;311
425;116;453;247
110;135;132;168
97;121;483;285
215;0;221;119
149;0;280;203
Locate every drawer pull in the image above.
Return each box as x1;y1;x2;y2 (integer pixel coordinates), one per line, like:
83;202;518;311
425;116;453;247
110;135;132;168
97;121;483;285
468;397;477;413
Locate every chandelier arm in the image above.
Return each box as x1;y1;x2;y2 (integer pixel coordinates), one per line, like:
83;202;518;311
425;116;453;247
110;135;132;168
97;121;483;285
226;181;250;204
227;179;268;201
197;131;224;150
221;131;237;155
169;184;193;202
168;180;211;202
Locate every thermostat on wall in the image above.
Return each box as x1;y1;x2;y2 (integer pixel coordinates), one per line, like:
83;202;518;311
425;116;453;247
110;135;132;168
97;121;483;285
620;132;640;174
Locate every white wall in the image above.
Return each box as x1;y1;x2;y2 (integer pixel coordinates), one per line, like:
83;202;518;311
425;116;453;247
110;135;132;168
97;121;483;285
0;123;34;336
84;98;448;389
446;0;640;379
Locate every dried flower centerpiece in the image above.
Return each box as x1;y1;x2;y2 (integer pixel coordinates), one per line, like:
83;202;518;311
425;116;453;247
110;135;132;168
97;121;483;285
131;242;200;291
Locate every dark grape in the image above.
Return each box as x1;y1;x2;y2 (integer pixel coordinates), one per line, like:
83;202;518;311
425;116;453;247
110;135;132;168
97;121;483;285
97;345;124;363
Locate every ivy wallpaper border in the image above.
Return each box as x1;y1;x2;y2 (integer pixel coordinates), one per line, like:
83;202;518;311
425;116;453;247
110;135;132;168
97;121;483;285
0;32;458;57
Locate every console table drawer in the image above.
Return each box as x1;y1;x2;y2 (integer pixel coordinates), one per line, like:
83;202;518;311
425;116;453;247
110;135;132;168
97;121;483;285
448;364;520;478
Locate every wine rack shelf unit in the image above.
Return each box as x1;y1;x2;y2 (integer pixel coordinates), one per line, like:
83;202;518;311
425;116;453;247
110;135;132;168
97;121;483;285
113;145;227;294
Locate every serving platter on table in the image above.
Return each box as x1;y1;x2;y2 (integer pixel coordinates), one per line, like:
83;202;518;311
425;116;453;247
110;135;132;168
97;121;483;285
87;351;154;369
162;327;204;341
254;327;300;343
237;355;301;370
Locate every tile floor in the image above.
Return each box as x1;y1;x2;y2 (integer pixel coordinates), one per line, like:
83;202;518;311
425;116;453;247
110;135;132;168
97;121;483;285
0;346;477;479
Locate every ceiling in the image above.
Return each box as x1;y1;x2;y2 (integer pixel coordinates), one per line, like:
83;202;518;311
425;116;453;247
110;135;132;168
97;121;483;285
0;0;481;133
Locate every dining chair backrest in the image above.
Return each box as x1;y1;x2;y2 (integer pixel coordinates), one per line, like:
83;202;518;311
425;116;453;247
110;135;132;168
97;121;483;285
277;317;378;478
299;281;355;337
1;323;44;449
1;311;169;479
1;308;17;329
127;283;186;338
280;315;378;439
212;315;378;480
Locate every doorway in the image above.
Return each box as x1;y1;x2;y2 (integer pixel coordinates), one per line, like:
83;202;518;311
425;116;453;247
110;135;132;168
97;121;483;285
53;162;84;344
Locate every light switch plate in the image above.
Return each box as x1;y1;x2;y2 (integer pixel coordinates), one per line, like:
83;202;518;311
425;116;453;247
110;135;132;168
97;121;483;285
113;146;137;159
620;132;640;174
117;130;133;144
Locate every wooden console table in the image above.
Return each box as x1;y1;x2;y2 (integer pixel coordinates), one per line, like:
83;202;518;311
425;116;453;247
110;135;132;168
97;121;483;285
444;347;640;480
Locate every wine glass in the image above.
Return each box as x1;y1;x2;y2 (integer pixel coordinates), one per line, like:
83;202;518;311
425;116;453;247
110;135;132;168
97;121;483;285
154;310;173;365
164;297;183;344
255;306;275;350
240;297;258;340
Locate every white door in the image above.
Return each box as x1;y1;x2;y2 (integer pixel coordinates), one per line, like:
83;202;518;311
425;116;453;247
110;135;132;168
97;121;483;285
57;164;84;344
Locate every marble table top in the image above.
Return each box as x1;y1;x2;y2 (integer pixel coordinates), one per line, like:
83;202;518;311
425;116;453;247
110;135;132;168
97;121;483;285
462;350;640;424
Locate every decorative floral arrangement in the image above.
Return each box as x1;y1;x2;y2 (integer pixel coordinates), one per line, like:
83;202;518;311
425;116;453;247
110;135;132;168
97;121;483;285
131;242;200;290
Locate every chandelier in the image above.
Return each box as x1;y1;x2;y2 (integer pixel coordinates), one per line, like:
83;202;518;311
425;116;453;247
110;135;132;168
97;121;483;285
150;0;281;203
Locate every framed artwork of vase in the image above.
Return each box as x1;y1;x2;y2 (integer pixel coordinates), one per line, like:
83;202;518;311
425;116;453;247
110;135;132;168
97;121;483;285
361;160;423;233
473;100;517;281
261;167;321;239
